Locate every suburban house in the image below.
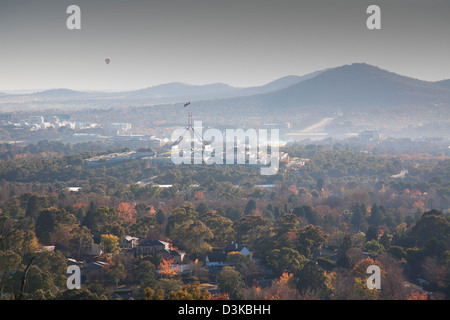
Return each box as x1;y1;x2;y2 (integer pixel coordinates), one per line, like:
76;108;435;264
79;242;103;257
121;235;139;249
135;240;170;256
205;241;251;267
224;241;251;256
67;257;84;267
81;261;110;282
157;248;186;263
205;252;228;267
135;239;186;262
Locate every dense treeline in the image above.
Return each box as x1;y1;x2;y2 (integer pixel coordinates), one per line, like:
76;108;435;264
0;142;449;300
0;140;113;161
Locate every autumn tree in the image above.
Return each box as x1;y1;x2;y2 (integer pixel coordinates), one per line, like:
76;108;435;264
351;258;380;279
270;272;300;300
422;256;447;292
159;258;179;278
406;291;428;300
168;281;211;300
143;287;164;300
118;202;137;222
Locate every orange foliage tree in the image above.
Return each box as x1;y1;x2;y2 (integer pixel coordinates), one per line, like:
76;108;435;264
407;291;428;300
118;202;137;222
159;258;180;278
351;258;384;278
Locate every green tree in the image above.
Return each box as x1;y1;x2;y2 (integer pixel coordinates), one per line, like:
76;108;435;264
56;287;103;300
351;203;366;229
244;199;256;215
217;266;244;299
35;208;77;248
166;203;198;237
143;287;164;300
0;250;21;292
107;261;126;289
316;178;324;192
101;234;120;254
366;226;378;242
135;203;151;218
412;210;449;246
336;234;352;268
267;247;306;275
133;260;156;288
69;225;94;259
22;264;58;296
82;206;122;238
200;212;234;246
297;261;330;299
368;204;384;227
197;202;210;215
25;194;41;218
363;239;385;255
292;206;305;218
297;225;327;258
233;215;273;250
156;209;167;225
175;220;213;255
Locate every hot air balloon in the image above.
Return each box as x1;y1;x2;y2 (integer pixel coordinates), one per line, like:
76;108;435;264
105;59;110;65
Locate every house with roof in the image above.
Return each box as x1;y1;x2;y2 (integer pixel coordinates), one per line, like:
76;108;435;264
205;252;228;267
135;239;187;262
135;239;170;256
120;235;139;249
157;248;186;263
205;241;252;267
224;241;251;256
81;261;110;282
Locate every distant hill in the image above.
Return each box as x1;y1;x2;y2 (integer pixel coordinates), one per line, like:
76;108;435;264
125;82;236;100
32;88;85;97
2;64;450;120
257;63;450;110
3;71;324;104
235;70;327;97
435;79;450;90
122;71;326;101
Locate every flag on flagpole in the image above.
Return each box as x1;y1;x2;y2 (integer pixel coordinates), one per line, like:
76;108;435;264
184;101;191;107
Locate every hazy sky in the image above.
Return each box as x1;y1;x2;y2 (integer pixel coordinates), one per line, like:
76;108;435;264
1;0;450;91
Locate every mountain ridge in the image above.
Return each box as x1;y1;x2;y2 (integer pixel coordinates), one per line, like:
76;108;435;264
1;63;450;115
256;63;450;109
